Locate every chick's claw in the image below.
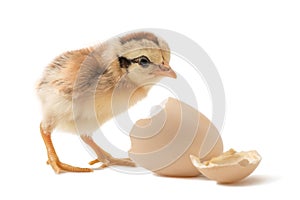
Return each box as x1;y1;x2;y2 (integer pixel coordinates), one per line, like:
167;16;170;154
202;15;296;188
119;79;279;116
89;159;100;165
89;157;136;168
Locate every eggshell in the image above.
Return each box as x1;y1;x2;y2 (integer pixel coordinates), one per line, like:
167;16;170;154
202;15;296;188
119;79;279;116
190;149;262;183
129;97;223;177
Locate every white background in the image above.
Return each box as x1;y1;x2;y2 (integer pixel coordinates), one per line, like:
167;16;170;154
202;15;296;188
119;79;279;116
0;0;299;199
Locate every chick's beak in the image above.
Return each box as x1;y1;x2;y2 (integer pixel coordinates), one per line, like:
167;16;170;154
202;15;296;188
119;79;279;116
153;63;177;79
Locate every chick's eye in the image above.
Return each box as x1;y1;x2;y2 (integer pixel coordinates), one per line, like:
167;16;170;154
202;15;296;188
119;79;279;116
138;56;150;67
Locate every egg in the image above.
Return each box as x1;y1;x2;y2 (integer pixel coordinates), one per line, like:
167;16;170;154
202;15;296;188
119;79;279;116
190;149;262;183
128;97;223;177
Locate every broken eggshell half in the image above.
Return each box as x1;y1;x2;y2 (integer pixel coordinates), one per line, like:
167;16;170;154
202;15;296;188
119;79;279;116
128;97;223;177
190;149;262;183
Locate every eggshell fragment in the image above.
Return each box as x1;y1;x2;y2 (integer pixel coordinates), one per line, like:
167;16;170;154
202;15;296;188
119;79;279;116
129;97;223;177
190;149;261;183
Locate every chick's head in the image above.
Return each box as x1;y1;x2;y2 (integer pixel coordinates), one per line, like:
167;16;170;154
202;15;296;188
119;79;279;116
117;32;176;86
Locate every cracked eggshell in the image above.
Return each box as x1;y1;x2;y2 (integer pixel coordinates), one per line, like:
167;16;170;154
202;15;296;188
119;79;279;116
129;97;223;177
190;149;262;183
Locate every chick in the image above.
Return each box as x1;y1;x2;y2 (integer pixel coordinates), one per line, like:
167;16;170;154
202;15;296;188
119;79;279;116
37;32;177;173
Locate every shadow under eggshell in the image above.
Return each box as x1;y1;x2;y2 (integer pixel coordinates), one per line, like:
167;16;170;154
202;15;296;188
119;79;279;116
129;97;223;177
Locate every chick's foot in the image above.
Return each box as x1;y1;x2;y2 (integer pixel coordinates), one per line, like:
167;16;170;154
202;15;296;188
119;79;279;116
40;124;93;174
47;158;93;173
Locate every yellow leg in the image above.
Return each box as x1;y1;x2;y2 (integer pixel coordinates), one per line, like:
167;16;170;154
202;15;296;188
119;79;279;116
81;135;136;168
40;124;93;173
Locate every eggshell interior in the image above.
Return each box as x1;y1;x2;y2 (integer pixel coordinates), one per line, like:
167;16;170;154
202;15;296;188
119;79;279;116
129;97;223;177
190;149;261;183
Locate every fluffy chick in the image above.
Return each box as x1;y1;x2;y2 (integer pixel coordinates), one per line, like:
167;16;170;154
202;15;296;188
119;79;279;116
37;32;176;173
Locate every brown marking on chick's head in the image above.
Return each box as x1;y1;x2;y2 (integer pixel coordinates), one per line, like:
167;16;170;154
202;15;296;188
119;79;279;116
120;32;160;46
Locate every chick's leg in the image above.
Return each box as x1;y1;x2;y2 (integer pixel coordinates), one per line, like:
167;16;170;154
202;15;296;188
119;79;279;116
40;124;93;173
81;135;136;168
